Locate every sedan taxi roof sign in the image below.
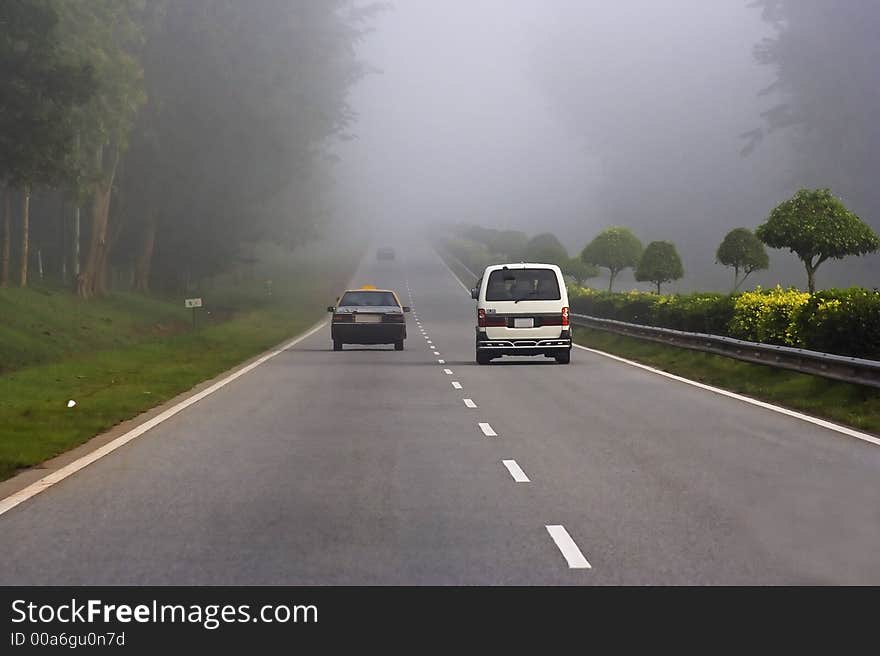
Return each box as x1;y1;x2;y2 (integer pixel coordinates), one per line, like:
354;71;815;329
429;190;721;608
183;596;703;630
360;284;377;289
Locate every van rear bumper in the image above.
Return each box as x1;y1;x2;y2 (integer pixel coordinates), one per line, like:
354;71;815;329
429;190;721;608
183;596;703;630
476;330;571;356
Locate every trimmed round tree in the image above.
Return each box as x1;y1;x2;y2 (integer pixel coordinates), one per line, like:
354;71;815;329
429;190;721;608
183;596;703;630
716;227;769;291
581;227;643;292
756;188;880;292
562;257;599;286
524;232;568;266
635;241;684;293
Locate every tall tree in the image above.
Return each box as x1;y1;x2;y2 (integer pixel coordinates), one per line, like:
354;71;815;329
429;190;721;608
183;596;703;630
0;190;10;287
0;0;96;286
756;188;880;292
54;0;146;297
746;1;880;237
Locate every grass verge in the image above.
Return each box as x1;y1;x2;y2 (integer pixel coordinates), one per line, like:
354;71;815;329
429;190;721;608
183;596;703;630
574;327;880;435
0;240;360;481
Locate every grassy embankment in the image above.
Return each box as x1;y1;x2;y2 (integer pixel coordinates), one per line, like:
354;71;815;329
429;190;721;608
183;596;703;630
0;241;360;481
436;242;880;435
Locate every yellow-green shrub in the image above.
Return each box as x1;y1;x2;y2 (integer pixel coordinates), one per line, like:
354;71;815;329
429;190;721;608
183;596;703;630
729;286;810;345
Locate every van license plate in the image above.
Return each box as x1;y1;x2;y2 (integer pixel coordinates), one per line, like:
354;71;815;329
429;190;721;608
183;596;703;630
514;318;534;328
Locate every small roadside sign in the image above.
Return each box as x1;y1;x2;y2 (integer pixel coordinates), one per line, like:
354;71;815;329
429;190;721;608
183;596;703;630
185;297;203;331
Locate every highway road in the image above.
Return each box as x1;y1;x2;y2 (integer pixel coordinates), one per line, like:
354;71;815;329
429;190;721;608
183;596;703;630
1;239;879;584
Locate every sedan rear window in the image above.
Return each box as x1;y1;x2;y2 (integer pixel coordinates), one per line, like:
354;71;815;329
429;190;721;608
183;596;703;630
339;291;399;307
485;269;560;301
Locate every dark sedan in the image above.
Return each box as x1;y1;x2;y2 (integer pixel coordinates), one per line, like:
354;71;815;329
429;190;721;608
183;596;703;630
328;287;410;351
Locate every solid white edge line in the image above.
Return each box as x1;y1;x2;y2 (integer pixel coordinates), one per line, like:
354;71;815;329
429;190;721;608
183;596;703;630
572;343;880;447
463;398;477;408
479;422;498;437
502;459;530;482
0;321;329;518
443;369;453;375
451;381;462;389
546;525;591;569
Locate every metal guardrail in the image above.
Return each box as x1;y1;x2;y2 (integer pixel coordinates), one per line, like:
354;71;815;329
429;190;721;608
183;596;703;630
436;242;880;388
570;314;880;389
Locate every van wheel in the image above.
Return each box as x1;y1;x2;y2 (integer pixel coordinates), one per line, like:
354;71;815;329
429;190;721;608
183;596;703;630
333;340;343;351
555;350;571;364
476;350;491;365
394;340;404;351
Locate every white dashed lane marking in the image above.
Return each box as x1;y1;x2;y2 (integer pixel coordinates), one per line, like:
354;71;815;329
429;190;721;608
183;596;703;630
438;359;445;364
546;525;592;569
443;369;453;375
478;422;497;437
463;398;477;408
452;382;462;390
502;460;530;482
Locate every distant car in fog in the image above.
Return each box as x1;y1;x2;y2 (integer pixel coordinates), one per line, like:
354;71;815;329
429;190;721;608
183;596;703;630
376;247;396;261
328;285;410;351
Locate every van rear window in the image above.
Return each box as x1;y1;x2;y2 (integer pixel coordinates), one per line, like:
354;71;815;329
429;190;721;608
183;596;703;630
485;269;561;301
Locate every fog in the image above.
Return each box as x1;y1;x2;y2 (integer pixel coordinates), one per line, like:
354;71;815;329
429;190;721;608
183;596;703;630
335;1;879;291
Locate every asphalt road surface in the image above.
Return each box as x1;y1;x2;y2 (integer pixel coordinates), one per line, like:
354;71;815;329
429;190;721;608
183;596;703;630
1;239;879;584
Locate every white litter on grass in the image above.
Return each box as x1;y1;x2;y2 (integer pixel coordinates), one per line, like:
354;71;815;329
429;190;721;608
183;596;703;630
67;400;76;408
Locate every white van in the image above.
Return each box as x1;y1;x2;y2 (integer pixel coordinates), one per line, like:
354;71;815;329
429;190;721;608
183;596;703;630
470;263;572;365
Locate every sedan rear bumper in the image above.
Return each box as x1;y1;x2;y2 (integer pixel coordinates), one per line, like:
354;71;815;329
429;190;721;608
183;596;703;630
332;323;406;345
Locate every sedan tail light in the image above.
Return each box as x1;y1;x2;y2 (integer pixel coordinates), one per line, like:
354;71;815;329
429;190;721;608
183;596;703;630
333;313;354;323
382;313;404;323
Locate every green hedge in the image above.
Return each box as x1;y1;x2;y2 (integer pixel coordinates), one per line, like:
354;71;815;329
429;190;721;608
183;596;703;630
568;285;880;360
569;288;735;335
792;288;880;359
728;287;810;346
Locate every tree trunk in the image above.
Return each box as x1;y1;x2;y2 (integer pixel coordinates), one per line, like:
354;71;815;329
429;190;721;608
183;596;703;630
19;188;29;287
73;205;80;278
804;261;816;294
78;182;111;298
656;281;662;294
732;265;740;292
608;269;616;293
78;146;119;299
133;217;157;293
1;188;10;287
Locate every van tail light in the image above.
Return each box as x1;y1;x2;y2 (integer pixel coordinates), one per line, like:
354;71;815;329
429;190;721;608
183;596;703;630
562;307;570;327
478;308;486;327
486;316;507;327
